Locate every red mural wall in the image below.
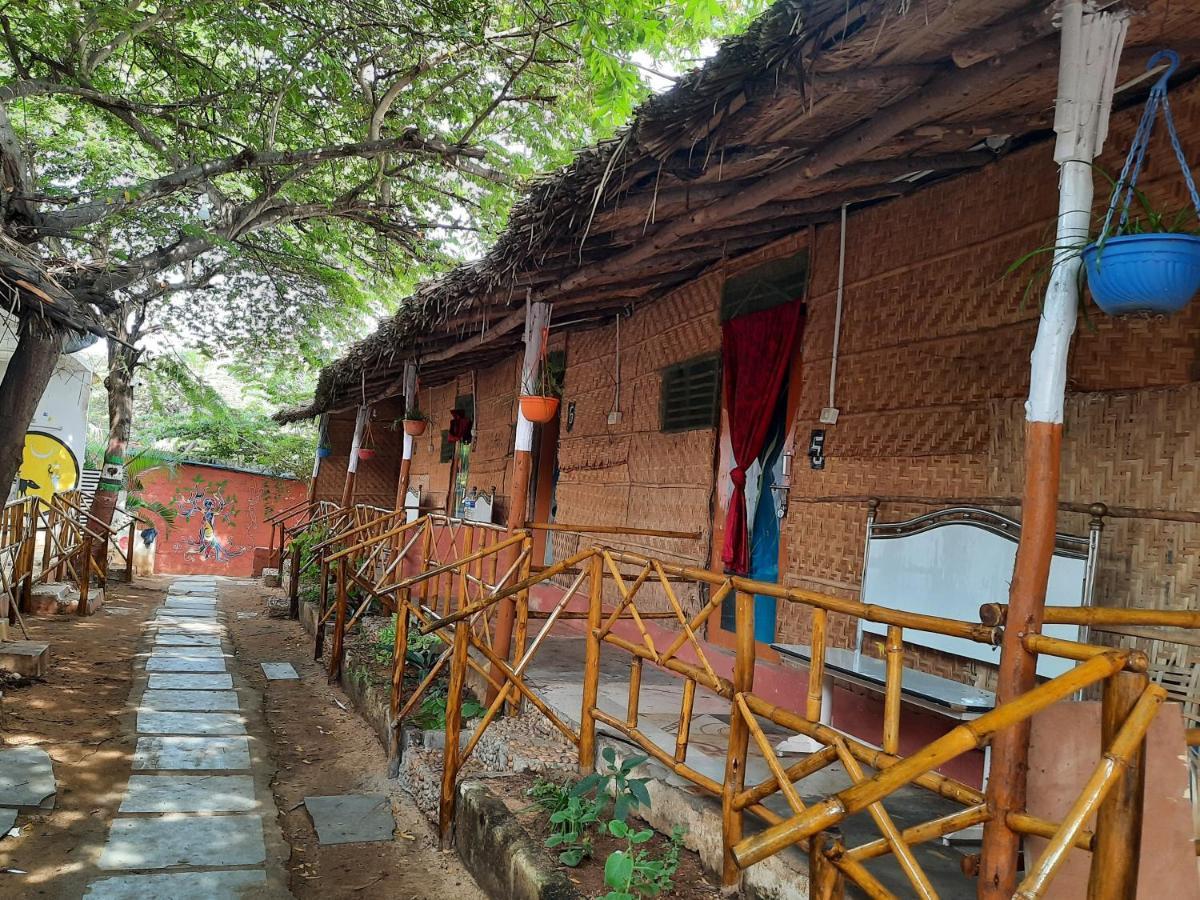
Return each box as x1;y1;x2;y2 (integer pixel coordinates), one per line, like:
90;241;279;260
136;461;306;577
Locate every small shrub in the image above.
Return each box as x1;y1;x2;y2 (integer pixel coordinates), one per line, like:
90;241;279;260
573;746;651;823
601;822;684;900
529;777;604;867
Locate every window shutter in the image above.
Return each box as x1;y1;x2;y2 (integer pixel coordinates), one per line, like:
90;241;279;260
660;355;721;433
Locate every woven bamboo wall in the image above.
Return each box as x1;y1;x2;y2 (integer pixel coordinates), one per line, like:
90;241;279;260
777;75;1200;687
311;399;405;508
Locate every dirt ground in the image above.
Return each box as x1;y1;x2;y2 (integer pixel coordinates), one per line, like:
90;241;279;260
221;580;485;900
0;577;162;898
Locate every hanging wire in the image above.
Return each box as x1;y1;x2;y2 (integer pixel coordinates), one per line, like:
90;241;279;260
1099;49;1200;243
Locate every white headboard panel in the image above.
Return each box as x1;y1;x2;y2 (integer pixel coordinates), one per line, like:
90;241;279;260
860;506;1100;679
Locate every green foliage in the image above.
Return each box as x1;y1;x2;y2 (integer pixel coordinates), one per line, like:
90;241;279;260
409;688;486;730
288;524;331;572
573;746;651;823
400;407;427;423
600;823;684;900
528;777;604;867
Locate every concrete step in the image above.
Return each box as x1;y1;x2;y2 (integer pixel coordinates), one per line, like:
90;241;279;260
28;583;104;616
0;641;51;677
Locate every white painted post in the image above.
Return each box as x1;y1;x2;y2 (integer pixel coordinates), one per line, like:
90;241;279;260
340;404;370;508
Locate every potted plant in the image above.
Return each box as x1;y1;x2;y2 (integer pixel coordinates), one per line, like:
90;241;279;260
519;354;563;424
357;420;377;461
316;442;332;459
400;407;428;437
1080;49;1200;316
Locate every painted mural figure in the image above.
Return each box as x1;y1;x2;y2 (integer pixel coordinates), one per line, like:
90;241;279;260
177;490;246;562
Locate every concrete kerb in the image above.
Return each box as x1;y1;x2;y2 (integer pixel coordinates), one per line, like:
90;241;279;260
295;598;807;899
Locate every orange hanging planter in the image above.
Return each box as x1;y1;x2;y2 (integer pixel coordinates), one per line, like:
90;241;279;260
402;418;428;437
519;395;560;424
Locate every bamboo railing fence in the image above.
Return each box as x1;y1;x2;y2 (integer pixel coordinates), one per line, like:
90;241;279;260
288;510;1193;898
0;493;120;631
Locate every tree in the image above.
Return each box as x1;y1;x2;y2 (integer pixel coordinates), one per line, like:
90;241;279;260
0;0;766;526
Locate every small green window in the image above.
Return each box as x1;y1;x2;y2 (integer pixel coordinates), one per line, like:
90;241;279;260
660;355;720;433
439;430;453;463
721;250;809;321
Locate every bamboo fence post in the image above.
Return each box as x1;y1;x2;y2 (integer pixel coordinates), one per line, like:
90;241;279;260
579;551;603;775
125;519;135;581
810;829;846;900
1087;670;1150;899
19;501;36;612
627;656;642;728
314;556;330;659
883;626;903;755
808;608;828;723
721;590;756;888
675;678;696;764
1016;685;1165;899
439;614;471;848
506;534;533;715
76;534;92;617
328;557;348;682
289;535;302;619
387;592;412;778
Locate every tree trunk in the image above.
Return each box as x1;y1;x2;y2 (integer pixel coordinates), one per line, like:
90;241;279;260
88;337;137;549
0;315;64;498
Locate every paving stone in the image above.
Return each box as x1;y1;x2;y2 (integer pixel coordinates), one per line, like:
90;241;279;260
260;662;298;680
155;608;217;619
98;813;266;869
153;633;221;647
84;869;267;899
236;611;259;619
164;597;216;607
119;774;257;813
145;656;227;673
0;808;16;834
149;645;226;659
0;746;55;807
146;673;234;690
132;736;251;771
150;621;225;636
136;711;246;736
139;690;240;712
304;794;395;845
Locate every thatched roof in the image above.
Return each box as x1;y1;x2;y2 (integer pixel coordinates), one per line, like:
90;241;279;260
280;0;1199;422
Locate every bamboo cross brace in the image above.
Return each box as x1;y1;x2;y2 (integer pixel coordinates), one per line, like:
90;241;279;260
846;805;991;863
651;560;719;686
735;694;807;815
833;737;938;899
1014;684;1167;899
396;649;451;721
675;678;696;764
601;550;657;656
737;745;840;812
731;652;1128;869
830;851;898;900
458;567;590;763
468;631;581;747
596;560;652;639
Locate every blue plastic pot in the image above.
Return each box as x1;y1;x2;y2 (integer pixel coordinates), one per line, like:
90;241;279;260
1082;233;1200;316
316;446;332;458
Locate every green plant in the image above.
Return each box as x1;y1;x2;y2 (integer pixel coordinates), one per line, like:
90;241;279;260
410;688;486;730
405;631;445;679
573;746;651;823
402;407;428;422
528;777;605;867
288;523;331;571
601;823;684;900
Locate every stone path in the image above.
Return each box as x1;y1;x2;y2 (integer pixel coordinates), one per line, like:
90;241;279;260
84;576;289;899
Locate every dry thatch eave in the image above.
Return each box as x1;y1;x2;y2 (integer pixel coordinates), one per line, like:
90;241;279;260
285;0;1200;423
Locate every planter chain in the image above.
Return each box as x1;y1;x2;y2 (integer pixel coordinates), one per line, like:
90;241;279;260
1099;49;1200;243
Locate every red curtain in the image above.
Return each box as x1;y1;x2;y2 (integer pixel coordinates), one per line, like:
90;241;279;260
720;300;805;574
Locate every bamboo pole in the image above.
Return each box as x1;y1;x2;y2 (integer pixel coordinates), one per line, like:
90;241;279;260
737;694;806;815
808;608;828;723
1087;670;1150;899
737;745;840;812
1015;684;1165;899
438;617;470;848
732;653;1128;869
810;830;846;900
328;558;348;682
505;535;533;714
883;626;903;755
525;522;703;540
626;655;643;728
76;534;92;617
985;603;1200;630
834;739;937;899
579;550;603;774
387;593;411;778
675;678;696;764
1023;633;1148;672
847;805;991;863
721;591;756;888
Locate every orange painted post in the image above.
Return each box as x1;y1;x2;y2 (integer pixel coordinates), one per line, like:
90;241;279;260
979;7;1128;895
721;590;756;888
491;299;550;697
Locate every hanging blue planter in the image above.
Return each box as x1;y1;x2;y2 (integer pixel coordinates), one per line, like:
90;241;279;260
1082;233;1200;316
1087;49;1200;317
316;445;332;459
